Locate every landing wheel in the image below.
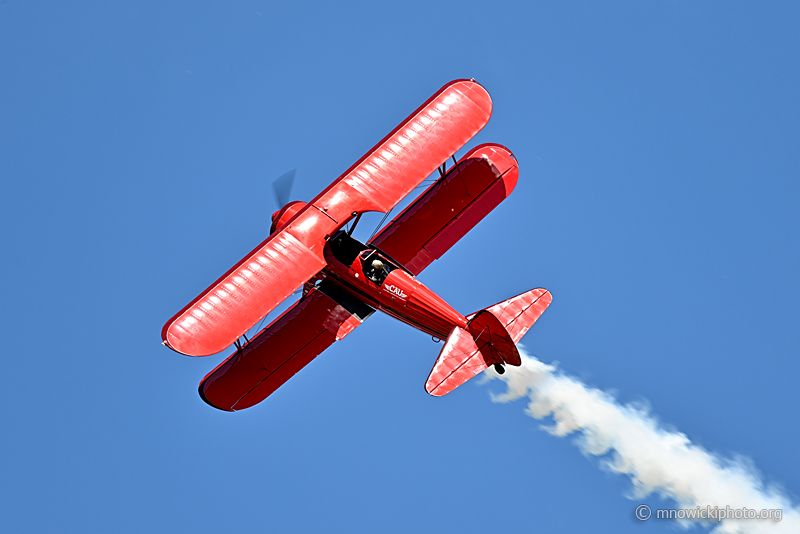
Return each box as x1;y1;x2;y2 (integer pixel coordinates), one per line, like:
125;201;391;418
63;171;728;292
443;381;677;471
494;363;505;375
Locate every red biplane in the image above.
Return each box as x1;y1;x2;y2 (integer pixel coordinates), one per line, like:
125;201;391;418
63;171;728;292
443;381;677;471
162;79;552;411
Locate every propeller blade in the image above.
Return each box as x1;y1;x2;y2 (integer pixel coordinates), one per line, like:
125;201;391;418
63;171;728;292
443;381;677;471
272;169;296;207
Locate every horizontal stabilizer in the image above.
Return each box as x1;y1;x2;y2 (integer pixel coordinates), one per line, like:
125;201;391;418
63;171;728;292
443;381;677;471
425;288;552;397
425;326;484;397
468;288;552;344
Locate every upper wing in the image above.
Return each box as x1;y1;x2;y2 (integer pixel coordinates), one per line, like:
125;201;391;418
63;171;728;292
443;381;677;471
370;143;518;275
310;79;493;221
199;281;374;411
161;229;330;357
162;80;492;356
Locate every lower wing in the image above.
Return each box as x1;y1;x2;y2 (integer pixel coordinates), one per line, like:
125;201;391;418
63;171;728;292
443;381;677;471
199;281;374;411
370;143;519;275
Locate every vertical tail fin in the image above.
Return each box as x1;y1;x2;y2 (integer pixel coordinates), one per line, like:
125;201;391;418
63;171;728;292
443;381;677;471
425;288;552;396
467;309;521;366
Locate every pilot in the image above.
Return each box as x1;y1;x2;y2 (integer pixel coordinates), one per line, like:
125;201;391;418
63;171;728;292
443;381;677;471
369;259;384;282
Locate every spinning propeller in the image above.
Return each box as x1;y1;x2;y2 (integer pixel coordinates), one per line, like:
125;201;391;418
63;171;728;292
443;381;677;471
269;169;306;234
271;169;296;208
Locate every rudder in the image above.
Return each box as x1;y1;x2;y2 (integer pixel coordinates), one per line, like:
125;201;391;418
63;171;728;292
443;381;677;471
467;310;521;367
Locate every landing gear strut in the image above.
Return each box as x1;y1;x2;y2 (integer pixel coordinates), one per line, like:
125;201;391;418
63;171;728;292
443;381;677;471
493;363;505;375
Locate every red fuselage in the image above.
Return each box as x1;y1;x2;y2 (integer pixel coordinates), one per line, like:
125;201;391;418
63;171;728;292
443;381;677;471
321;232;467;339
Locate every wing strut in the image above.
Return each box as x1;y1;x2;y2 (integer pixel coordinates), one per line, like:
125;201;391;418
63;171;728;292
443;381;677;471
347;211;362;236
438;154;460;177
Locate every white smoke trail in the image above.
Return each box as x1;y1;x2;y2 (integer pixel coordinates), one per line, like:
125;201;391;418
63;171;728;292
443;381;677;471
484;348;800;533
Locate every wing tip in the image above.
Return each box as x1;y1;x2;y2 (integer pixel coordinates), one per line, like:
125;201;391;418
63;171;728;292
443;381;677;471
424;382;447;397
198;380;235;412
439;78;493;123
538;288;554;305
160;325;220;357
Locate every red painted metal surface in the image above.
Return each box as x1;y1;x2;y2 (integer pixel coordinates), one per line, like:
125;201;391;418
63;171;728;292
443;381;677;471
425;326;485;397
397;270;468;339
311;80;493;223
199;286;368;411
270;201;307;234
469;288;552;343
162;229;330;357
162;80;492;357
468;310;521;366
323;244;468;339
424;288;552;397
371;143;519;275
162;79;554;409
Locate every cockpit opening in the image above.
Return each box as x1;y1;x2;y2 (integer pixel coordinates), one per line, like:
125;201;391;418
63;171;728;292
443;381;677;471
326;230;406;286
328;230;369;266
360;250;397;285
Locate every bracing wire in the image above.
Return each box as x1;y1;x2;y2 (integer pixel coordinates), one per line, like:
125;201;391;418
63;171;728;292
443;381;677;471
368;207;394;242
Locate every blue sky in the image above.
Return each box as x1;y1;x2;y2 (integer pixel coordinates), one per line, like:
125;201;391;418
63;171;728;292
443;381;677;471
1;2;798;532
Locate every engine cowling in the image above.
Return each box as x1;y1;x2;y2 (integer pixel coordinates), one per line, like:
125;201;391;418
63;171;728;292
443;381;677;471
270;201;307;234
